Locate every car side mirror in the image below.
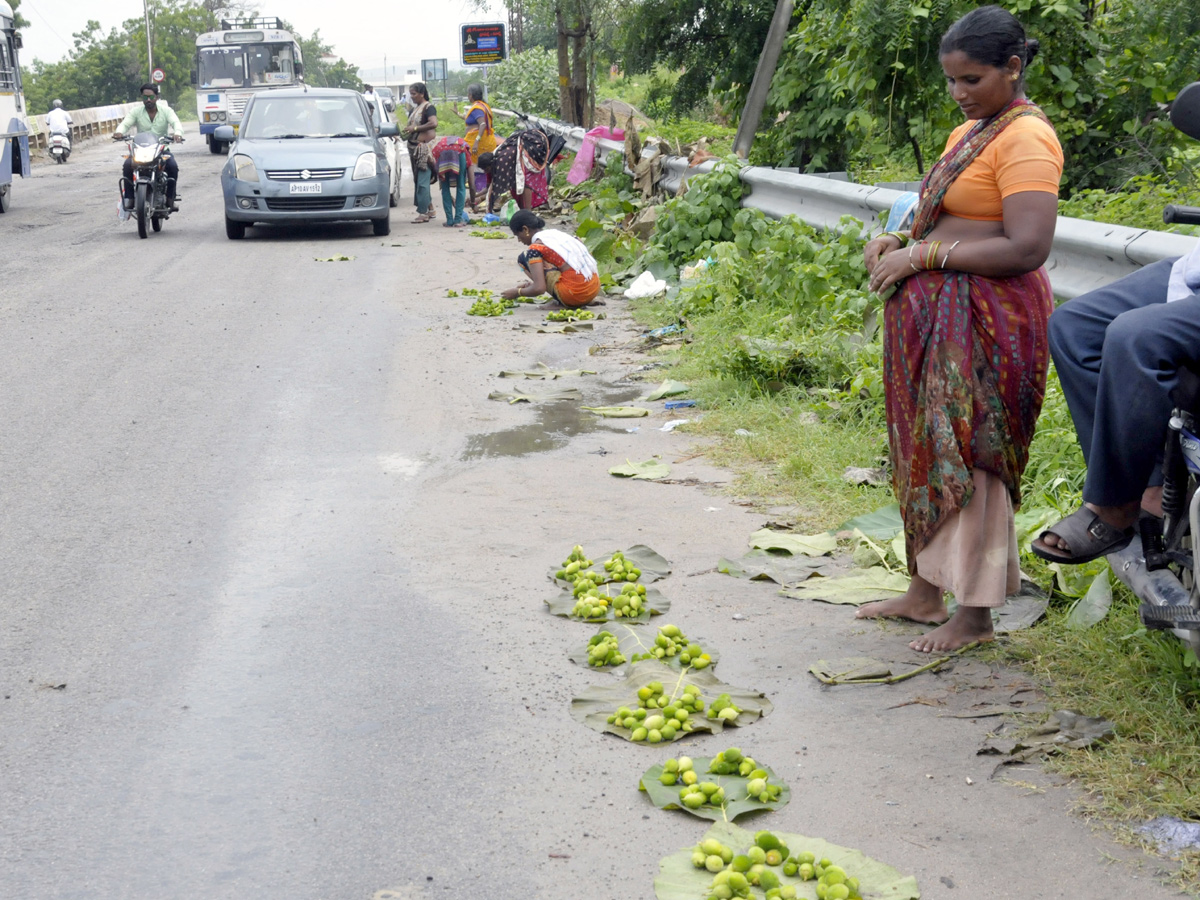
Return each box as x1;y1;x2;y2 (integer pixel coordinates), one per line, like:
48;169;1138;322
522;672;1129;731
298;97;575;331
378;123;400;137
190;68;198;85
295;62;304;76
214;125;236;141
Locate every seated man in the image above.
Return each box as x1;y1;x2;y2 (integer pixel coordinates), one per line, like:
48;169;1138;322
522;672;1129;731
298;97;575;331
1033;242;1200;563
113;83;184;211
46;99;72;138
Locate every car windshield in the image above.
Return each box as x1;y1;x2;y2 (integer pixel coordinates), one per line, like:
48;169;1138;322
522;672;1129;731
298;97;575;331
241;96;369;139
377;88;393;98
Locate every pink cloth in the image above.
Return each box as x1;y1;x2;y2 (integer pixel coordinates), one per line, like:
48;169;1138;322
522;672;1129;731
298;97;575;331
567;126;625;185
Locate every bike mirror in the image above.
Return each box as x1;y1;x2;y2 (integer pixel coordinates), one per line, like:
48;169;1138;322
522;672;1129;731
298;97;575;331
1170;81;1200;141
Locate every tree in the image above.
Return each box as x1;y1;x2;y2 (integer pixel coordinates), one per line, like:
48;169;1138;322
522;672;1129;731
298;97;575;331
621;0;780;115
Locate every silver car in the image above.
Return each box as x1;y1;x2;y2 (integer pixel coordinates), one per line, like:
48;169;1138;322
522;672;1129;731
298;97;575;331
215;87;399;240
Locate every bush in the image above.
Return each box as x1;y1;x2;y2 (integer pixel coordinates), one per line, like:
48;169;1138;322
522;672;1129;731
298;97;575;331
487;47;559;117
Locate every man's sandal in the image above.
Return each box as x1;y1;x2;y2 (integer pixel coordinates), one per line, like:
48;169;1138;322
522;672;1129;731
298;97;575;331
1031;507;1135;564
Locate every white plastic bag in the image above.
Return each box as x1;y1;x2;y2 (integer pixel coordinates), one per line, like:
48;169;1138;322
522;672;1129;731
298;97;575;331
624;270;667;299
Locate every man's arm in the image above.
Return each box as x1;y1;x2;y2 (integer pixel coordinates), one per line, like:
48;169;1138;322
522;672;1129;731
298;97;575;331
114;108;138;137
167;106;184;139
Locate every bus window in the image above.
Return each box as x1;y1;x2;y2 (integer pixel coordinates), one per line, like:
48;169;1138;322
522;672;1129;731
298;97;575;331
199;46;245;88
0;38;16;92
249;43;294;86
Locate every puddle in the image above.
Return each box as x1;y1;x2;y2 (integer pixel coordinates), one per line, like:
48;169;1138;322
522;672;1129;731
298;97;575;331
462;386;642;460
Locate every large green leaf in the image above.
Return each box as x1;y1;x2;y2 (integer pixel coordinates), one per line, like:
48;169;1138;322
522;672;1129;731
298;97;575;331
611;458;672;480
837;504;903;540
487;387;583;404
546;586;671;623
779;567;911;605
748;528;837;557
497;363;597;379
642;379;691;401
570;660;772;743
567;622;721;671
717;550;835;585
548;545;671;587
639;755;791;822
654;822;921;900
1066;566;1112;630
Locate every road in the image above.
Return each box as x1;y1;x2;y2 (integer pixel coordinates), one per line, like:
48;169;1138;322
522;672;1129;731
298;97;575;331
0;124;1179;899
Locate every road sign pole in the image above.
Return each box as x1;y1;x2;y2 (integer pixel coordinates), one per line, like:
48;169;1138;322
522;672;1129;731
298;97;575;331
142;0;154;82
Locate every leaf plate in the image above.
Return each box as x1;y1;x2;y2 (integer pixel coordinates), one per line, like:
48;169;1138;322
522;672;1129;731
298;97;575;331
639;755;791;821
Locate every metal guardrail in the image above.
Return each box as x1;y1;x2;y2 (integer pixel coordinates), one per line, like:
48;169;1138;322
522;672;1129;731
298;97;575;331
27;103;140;152
505;111;1196;300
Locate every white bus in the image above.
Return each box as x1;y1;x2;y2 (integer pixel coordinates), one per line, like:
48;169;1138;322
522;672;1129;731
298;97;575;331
195;16;303;154
0;0;29;212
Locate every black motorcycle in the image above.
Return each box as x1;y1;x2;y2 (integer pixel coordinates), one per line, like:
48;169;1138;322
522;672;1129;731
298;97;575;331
1109;81;1200;650
116;132;181;239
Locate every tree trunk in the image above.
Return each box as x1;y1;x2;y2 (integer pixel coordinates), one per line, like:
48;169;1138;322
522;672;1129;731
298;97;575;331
555;5;573;122
570;26;589;126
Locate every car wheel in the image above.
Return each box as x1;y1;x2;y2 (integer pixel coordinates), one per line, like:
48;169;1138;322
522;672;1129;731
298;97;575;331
389;170;401;208
225;215;246;240
0;183;10;213
372;209;391;237
208;137;225;155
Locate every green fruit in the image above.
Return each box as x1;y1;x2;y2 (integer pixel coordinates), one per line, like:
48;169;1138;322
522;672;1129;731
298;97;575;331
705;855;725;873
699;782;720;796
783;862;798;876
728;872;749;892
700;839;725;857
755;831;781;851
692;850;707;868
765;850;783;866
732;855;752;872
683;792;707;809
719;846;733;864
661;725;678;740
681;770;698;786
827;886;849;900
710;885;733;900
630;726;648;742
747;779;767;797
659;772;677;786
747;846;767;865
780;887;798;900
798;863;814;880
823;867;846;885
691;657;711;670
797;852;815;865
678;756;694;772
759;869;780;891
723;747;743;763
644;715;666;731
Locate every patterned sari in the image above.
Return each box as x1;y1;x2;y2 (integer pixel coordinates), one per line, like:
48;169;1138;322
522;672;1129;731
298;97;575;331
886;100;1055;569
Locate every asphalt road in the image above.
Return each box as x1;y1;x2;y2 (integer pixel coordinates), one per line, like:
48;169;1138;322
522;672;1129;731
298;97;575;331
1;125;1186;900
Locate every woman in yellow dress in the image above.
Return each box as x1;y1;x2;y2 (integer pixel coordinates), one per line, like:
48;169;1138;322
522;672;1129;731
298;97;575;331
454;84;498;209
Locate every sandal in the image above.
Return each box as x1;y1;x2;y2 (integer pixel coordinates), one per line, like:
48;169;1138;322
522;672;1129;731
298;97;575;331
1031;506;1135;564
412;215;431;223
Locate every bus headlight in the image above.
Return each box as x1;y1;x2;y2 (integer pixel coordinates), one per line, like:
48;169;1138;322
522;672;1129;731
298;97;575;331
232;154;259;182
351;152;377;180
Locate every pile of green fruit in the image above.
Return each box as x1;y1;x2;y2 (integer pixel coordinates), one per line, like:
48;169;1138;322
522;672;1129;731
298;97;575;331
602;550;642;582
691;837;735;873
705;747;757;777
557;545;597;583
699;831;821;900
630;623;711;668
706;693;743;723
605;681;705;743
546;308;596;322
782;854;862;899
469;229;508;239
610;583;648;617
467;296;516;316
678;779;726;810
585;631;625;667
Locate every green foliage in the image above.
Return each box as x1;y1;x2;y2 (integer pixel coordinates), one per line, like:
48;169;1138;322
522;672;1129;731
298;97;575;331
644;160;749;267
570;154;643;282
620;0;778;114
1058;175;1200;236
487;47;560;117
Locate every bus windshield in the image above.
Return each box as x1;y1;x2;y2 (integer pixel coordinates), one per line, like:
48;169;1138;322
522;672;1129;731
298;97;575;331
200;43;295;89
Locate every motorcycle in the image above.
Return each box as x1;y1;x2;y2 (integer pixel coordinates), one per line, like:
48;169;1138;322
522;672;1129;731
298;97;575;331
115;132;181;239
48;132;71;163
1108;80;1200;652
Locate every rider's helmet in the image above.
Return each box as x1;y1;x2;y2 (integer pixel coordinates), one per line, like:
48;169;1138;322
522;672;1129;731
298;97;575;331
52;99;63;109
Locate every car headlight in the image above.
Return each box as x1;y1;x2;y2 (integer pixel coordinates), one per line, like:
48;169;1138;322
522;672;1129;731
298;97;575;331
232;154;259;182
352;152;377;180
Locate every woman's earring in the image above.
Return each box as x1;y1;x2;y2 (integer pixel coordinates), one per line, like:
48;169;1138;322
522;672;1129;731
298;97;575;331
1011;73;1019;81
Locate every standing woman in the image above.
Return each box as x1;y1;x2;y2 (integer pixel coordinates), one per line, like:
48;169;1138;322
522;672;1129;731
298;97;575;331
454;84;498;209
856;5;1063;652
477;128;550;214
501;210;601;308
430;135;472;227
403;82;437;223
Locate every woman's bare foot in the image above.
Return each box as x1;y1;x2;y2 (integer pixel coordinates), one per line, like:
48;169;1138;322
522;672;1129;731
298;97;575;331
909;606;993;653
856;575;948;624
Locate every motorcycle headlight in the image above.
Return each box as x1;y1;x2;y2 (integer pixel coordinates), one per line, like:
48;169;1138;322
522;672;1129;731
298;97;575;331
132;145;157;164
352;152;377;180
233;154;259;182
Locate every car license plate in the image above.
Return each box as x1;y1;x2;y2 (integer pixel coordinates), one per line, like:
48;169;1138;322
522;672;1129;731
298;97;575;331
290;182;322;194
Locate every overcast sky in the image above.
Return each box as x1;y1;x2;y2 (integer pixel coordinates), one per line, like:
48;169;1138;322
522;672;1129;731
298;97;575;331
18;0;504;79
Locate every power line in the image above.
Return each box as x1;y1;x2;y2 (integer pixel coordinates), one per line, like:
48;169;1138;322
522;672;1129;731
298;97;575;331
18;0;73;53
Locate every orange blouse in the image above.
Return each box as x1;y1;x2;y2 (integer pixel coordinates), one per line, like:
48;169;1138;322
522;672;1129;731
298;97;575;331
938;115;1064;221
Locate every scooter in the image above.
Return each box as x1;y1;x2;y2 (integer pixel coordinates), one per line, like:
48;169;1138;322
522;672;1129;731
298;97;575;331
1108;80;1200;653
115;132;181;239
48;132;71;163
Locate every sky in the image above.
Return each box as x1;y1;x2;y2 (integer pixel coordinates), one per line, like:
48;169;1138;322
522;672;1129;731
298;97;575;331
16;0;505;81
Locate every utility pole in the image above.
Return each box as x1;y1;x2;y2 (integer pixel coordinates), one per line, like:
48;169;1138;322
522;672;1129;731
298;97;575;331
142;0;154;81
732;0;794;159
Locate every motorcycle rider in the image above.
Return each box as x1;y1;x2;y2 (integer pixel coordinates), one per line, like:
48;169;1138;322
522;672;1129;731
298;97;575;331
1032;242;1200;564
113;83;184;212
45;99;72;142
